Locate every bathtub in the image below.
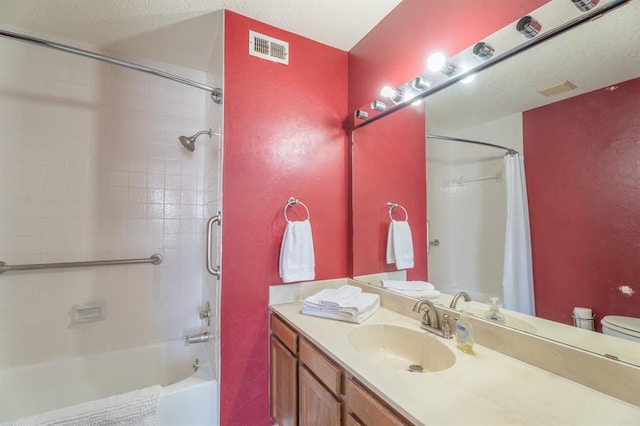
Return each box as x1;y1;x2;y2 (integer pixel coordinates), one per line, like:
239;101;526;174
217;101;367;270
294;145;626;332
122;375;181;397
0;339;218;425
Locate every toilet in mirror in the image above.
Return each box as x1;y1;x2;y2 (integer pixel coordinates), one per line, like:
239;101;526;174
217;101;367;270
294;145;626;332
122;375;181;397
350;0;640;367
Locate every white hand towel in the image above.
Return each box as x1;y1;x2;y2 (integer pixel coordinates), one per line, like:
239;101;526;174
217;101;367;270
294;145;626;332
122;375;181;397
303;288;336;309
303;295;380;324
279;219;315;283
386;220;414;270
318;285;362;309
304;290;377;316
381;280;435;291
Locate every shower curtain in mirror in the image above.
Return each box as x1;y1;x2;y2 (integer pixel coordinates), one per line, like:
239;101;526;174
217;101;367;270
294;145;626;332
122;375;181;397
503;153;535;315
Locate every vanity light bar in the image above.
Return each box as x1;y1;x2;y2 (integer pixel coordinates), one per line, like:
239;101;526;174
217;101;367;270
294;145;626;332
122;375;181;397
371;100;387;111
472;42;495;60
516;16;542;39
572;0;600;12
353;0;630;128
412;77;430;91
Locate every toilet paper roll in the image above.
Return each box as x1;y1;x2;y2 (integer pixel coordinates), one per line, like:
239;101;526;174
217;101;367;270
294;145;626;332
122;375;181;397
573;307;593;319
573;307;594;330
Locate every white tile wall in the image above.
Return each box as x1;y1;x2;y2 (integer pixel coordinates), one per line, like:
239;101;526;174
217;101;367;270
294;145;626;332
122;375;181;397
0;33;218;369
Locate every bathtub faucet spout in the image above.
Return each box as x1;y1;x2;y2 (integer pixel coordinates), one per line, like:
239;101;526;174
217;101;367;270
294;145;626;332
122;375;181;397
185;331;212;346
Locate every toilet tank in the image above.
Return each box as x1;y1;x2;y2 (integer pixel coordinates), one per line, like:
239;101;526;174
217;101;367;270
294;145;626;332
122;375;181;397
601;316;640;343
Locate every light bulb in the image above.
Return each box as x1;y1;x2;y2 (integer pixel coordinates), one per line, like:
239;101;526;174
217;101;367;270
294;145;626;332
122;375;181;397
427;53;447;72
380;86;403;103
380;86;395;98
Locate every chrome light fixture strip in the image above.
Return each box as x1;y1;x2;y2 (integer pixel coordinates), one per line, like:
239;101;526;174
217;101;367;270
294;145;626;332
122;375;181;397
353;0;630;128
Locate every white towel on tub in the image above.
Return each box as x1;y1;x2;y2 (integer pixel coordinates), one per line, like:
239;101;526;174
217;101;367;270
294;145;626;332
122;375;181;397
9;385;161;426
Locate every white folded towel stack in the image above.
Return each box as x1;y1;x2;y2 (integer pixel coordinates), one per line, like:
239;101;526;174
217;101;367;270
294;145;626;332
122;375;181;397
381;280;440;301
386;220;414;270
303;285;379;324
279;219;315;283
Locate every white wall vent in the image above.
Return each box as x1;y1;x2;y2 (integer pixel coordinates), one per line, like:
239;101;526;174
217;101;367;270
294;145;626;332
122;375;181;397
249;31;289;65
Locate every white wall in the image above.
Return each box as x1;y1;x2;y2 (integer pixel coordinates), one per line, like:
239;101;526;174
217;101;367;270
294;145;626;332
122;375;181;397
0;30;216;369
427;113;522;303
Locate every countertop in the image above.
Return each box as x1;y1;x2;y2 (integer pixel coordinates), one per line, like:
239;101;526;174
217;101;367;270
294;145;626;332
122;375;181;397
271;302;640;425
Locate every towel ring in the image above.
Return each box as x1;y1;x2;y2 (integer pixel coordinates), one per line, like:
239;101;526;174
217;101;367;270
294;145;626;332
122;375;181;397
284;197;310;223
387;202;408;221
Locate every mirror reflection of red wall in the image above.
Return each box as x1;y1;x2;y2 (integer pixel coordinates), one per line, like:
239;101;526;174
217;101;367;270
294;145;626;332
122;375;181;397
524;76;640;329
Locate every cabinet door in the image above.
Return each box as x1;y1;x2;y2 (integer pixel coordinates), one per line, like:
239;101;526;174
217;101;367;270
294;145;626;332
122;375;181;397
271;335;298;426
298;365;341;426
346;379;408;426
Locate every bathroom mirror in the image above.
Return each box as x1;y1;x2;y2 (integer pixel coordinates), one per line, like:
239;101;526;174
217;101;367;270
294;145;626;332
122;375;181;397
351;0;640;367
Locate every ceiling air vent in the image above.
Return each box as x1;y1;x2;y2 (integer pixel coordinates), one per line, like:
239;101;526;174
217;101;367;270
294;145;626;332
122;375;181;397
249;31;289;65
537;80;577;97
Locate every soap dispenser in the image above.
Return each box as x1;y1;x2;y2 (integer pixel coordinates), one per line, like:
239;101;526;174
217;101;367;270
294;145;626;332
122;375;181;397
455;311;474;353
484;297;506;324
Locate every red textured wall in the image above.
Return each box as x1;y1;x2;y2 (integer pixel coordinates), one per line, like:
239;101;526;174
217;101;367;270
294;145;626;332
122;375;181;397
221;11;348;425
220;0;552;423
524;77;640;329
352;106;427;279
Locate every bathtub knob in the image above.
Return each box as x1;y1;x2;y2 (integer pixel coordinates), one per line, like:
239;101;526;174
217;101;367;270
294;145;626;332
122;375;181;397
199;301;212;327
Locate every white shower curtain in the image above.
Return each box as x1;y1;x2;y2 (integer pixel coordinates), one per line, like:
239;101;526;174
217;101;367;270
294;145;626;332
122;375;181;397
502;153;535;315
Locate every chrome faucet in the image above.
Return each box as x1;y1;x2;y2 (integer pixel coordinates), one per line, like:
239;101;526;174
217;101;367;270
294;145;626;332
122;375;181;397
185;331;212;346
412;299;452;339
449;291;471;310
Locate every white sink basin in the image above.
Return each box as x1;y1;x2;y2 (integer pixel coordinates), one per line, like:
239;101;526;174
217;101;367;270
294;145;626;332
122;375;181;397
347;324;456;373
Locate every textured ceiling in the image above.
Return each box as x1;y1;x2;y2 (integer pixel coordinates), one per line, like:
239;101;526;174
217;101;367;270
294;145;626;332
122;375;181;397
0;0;402;70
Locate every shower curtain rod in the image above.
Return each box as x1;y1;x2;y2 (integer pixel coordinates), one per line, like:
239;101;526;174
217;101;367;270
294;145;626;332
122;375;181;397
426;134;518;155
0;28;221;99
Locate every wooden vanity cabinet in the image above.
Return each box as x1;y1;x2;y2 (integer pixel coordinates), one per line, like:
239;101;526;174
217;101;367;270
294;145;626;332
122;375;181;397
270;315;298;426
270;312;411;426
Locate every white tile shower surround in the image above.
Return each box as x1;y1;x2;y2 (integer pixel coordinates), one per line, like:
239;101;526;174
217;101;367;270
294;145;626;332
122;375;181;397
0;35;218;368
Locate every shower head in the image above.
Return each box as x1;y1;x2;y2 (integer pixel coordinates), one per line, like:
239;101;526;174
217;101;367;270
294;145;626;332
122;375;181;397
179;129;213;152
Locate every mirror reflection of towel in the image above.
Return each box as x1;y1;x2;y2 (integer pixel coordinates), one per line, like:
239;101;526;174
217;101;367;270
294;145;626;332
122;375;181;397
386;220;414;270
279;220;315;283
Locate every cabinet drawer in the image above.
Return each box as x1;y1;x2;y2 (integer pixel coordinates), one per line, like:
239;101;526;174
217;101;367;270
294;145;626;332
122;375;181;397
346;379;408;426
299;339;342;397
271;314;298;354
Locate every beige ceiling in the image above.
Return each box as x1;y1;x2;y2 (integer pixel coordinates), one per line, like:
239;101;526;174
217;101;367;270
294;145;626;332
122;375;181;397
0;0;402;70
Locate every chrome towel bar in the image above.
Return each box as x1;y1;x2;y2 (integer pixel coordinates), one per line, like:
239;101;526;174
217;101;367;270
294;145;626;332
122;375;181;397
284;197;310;222
387;202;408;221
0;253;163;275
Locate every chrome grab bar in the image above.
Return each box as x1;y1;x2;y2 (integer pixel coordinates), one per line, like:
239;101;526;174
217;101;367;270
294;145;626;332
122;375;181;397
207;213;221;278
0;253;162;275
